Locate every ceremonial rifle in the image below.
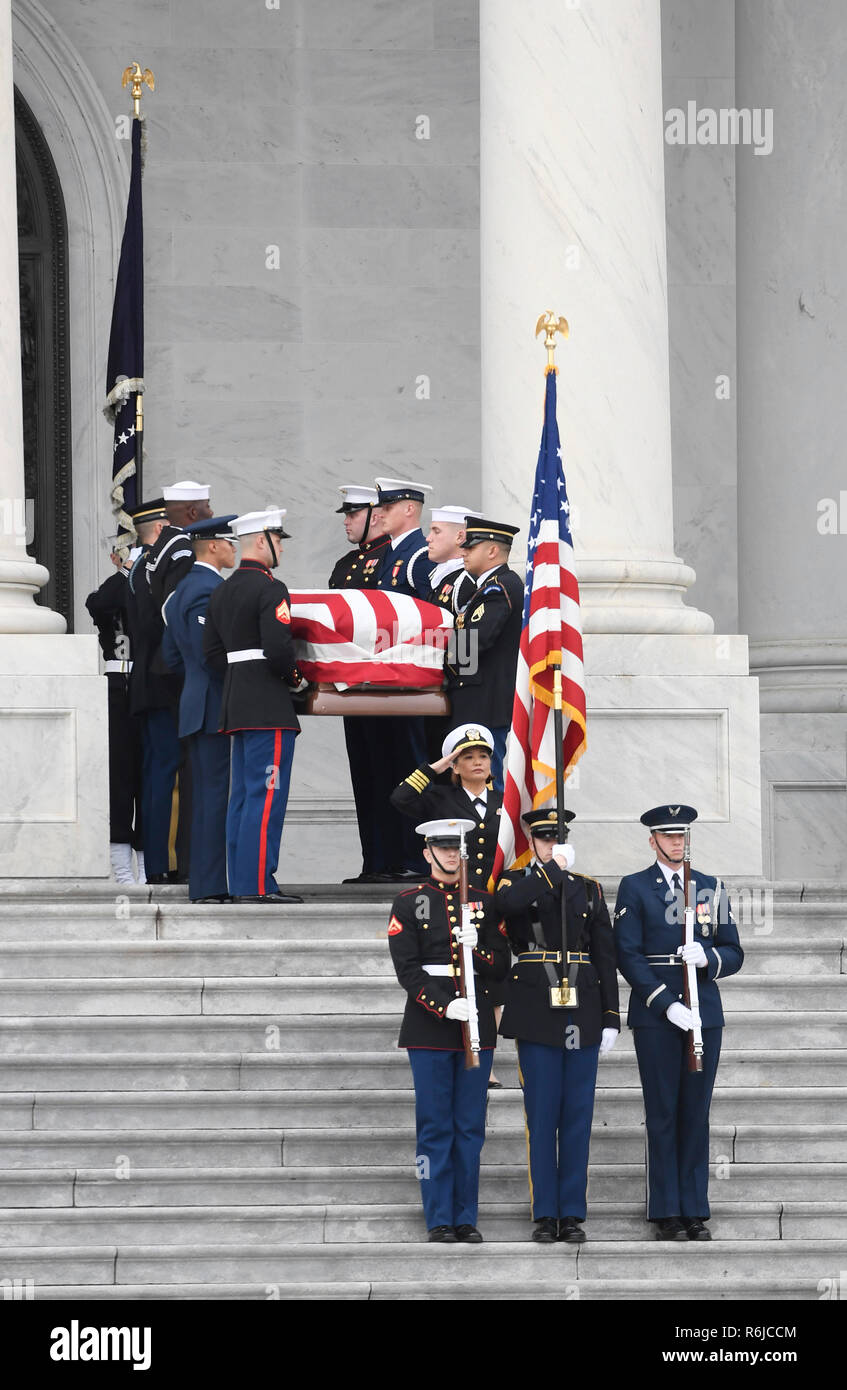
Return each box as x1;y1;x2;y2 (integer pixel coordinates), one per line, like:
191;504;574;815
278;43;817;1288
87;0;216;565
682;828;704;1073
458;824;481;1070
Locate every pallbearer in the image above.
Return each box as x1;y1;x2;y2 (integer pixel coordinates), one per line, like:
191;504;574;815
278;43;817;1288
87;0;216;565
497;809;620;1243
614;805;744;1241
203;508;305;905
387;819;509;1242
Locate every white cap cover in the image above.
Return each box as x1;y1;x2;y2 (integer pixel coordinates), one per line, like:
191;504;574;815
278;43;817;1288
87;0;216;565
430;505;483;525
415;818;477;841
441;723;495;759
162;480;210;501
338;485;379;507
232;507;288;537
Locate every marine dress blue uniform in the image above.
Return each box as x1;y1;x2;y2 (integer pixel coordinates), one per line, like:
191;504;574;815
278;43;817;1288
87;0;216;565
614;806;743;1230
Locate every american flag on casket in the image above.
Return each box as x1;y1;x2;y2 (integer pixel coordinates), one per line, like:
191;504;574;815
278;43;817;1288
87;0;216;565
289;590;454;691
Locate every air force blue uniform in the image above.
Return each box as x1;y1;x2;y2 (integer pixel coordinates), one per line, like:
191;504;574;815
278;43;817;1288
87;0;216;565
614;865;744;1221
162;562;229;901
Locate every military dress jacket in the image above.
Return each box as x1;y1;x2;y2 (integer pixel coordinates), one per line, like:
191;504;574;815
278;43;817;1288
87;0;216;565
388;876;510;1050
497;860;621;1049
161;563;224;738
389;767;503;889
426;564;475;614
125;549;182;715
614;865;743;1030
328;533;391;589
85;569;131;664
203;559;302;735
375;528;431;598
445;563;524;727
146;525;195;613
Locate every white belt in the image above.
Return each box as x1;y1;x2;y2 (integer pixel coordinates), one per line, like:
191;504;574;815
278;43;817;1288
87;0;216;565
227;649;266;664
104;660;132;673
423;964;455;977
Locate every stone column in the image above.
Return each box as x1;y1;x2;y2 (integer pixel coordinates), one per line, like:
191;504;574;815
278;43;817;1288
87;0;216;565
480;0;710;634
736;0;847;877
0;0;62;633
479;0;762;873
0;0;108;877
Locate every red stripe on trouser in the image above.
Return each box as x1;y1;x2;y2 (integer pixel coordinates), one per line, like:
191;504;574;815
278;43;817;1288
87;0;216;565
257;728;282;895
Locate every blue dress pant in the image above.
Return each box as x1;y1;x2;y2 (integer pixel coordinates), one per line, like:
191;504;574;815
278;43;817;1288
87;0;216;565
407;1048;493;1230
633;1025;722;1219
227;729;296;897
490;727;508;792
140;707;181;876
516;1038;600;1220
186;732;230;900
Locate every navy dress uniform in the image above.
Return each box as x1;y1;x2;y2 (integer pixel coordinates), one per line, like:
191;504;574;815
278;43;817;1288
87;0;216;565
387;819;509;1240
422;505;480;612
161;516;238;903
328;485;392;882
125;499;185;883
614;805;744;1240
203;509;304;904
497;809;621;1242
146;480;212;610
445;519;523;791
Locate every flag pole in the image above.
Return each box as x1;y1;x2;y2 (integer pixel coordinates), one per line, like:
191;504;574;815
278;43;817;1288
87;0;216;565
121;62;154;501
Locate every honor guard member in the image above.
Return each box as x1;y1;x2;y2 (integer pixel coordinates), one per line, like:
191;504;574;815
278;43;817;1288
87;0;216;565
85;529;145;884
387;818;509;1242
146;480;213;611
424;504;481;612
162;516;238;903
614;805;744;1241
203;508;305;904
371;477;435;878
125;498;186;884
327;484;390;589
497;809;620;1243
445;517;523;791
328;486;392;882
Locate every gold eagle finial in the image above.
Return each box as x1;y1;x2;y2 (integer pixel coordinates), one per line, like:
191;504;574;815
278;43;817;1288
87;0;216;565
122;63;155;117
535;311;569;372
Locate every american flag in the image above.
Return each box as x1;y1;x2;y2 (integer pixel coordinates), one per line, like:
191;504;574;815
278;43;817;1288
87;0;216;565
289;590;453;690
490;368;587;884
104;115;144;530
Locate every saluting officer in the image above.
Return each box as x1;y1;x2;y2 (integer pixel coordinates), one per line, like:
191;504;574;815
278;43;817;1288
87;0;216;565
161;515;238;904
328;485;391;883
445;517;523;791
497;809;620;1243
203;508;305;905
614;805;744;1241
387;818;509;1242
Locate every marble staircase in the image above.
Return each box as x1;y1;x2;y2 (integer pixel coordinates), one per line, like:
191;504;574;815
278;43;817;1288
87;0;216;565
0;881;845;1301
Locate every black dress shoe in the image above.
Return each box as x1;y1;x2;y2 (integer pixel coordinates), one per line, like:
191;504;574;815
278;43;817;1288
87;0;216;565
454;1224;483;1243
531;1217;558;1244
232;893;304;905
190;895;231;904
427;1226;457;1243
387;869;424;881
654;1217;689;1241
683;1218;712;1241
557;1216;586;1244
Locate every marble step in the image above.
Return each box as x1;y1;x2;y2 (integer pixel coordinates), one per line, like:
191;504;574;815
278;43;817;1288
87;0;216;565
0;1011;844;1053
2;1200;841;1247
18;1159;842;1208
2;1087;843;1132
0;937;842;977
0;974;843;1017
1;1123;841;1169
1;1047;841;1092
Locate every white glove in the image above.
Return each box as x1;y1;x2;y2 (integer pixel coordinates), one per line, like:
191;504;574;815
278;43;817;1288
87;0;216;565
599;1028;618;1054
677;942;708;968
445;998;470;1022
453;921;478;948
551;844;576;870
666;1001;695;1032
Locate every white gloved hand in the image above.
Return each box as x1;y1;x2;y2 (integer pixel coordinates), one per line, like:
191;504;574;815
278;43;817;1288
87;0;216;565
677;942;708;968
551;844;576;870
452;922;478;948
666;1001;695;1032
599;1028;618;1054
445;998;470;1022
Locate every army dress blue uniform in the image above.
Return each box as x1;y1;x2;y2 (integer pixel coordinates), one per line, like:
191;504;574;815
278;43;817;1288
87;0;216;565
388;855;509;1235
614;813;743;1227
161;521;236;902
203;527;301;901
497;831;620;1229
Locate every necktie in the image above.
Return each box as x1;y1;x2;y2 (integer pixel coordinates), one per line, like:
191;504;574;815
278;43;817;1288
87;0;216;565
671;872;684;924
473;797;486;819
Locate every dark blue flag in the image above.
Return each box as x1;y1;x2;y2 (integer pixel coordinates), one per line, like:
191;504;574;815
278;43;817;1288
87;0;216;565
105;115;144;527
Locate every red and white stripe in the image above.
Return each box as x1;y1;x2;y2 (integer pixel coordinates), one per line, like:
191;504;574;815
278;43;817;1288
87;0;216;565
289;590;453;690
